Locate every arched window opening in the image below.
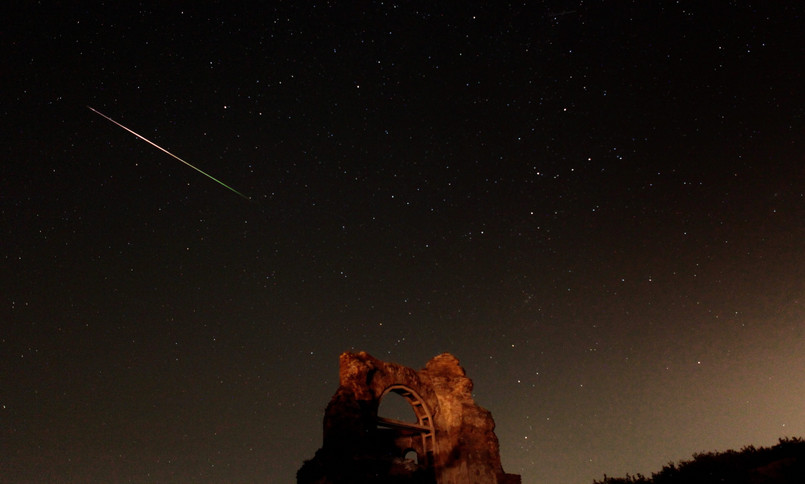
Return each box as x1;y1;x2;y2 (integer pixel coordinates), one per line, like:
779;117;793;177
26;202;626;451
404;449;419;464
378;390;417;423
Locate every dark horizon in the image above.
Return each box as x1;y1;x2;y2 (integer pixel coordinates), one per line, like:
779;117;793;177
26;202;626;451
3;3;804;483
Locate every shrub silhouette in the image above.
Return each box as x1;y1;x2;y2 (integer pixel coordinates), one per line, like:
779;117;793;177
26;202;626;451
595;437;805;484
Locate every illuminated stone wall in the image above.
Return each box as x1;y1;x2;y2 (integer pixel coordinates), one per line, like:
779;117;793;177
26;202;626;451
298;351;521;484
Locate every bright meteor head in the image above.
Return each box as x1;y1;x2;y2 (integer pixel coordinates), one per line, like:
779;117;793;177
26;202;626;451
88;106;251;200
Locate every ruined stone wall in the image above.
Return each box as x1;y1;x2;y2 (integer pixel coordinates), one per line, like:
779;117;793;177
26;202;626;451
297;352;521;484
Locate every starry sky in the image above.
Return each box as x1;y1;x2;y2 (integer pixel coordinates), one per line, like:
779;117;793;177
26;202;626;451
2;2;804;483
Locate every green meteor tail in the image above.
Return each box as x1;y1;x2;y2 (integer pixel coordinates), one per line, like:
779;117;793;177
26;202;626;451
88;106;251;200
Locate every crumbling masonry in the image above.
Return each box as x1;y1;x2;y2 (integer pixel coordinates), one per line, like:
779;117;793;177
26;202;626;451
298;352;521;484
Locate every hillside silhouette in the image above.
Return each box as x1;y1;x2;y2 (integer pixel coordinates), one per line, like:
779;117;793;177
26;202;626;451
595;438;805;484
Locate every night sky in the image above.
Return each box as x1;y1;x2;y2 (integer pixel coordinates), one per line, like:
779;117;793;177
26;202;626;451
3;2;804;483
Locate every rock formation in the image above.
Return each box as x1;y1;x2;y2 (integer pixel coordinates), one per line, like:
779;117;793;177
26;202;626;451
298;352;521;484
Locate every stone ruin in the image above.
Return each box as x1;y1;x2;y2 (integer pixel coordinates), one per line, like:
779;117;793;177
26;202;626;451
297;351;521;484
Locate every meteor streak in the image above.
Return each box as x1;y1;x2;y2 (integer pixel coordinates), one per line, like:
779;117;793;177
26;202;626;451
87;106;250;200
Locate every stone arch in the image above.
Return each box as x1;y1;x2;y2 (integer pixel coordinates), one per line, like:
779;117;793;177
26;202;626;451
376;384;436;466
299;352;521;484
